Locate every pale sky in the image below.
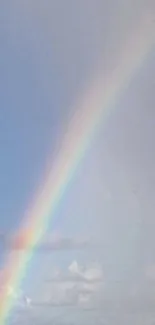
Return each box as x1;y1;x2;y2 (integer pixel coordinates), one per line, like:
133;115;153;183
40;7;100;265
0;1;155;324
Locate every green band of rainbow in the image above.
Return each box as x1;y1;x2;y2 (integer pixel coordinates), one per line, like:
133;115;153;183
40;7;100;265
0;11;154;324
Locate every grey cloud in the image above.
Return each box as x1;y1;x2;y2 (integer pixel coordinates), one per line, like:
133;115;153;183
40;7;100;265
0;233;90;252
46;276;103;284
32;261;104;309
46;260;104;285
1;261;104;324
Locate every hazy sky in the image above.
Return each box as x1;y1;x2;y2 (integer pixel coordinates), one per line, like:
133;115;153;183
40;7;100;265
0;1;155;324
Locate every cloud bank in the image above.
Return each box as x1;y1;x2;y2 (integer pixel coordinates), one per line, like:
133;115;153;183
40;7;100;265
0;233;90;252
33;260;104;308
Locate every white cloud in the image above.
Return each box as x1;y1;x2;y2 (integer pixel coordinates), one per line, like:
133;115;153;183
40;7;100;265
83;266;103;282
32;260;104;311
68;260;83;277
68;260;104;282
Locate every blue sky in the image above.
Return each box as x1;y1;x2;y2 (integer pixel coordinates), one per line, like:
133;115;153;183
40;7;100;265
0;1;155;324
0;2;65;232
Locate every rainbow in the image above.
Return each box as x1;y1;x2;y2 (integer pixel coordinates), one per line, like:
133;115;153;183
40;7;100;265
0;11;154;324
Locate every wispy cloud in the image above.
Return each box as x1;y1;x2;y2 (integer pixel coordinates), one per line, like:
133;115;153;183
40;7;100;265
0;233;90;252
